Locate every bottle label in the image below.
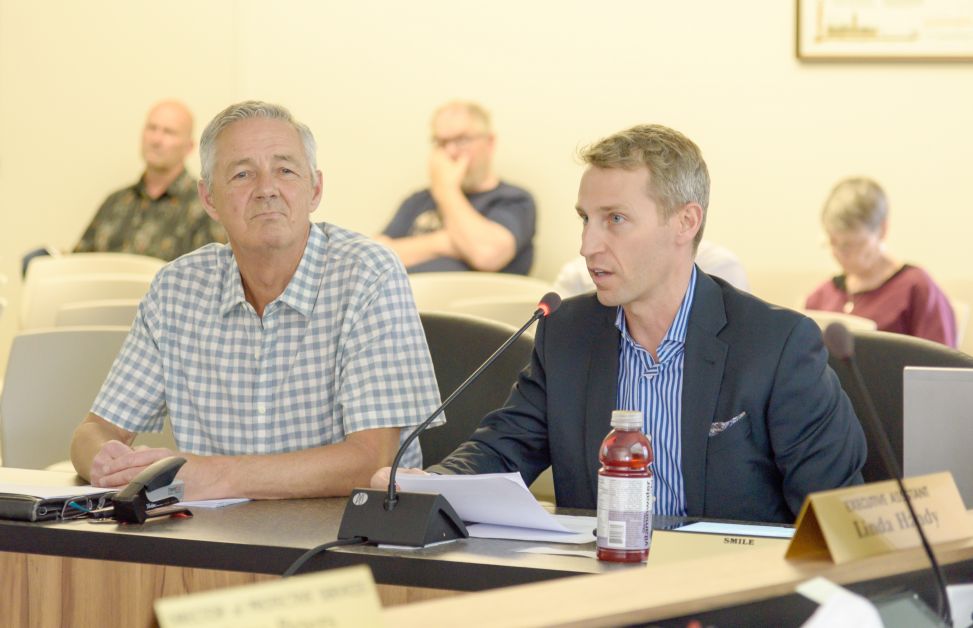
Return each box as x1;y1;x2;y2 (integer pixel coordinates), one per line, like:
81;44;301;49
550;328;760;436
596;475;653;551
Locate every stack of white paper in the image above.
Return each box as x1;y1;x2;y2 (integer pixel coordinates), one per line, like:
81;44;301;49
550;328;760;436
397;472;595;543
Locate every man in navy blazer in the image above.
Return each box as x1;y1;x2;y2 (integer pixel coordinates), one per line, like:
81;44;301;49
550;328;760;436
375;124;866;523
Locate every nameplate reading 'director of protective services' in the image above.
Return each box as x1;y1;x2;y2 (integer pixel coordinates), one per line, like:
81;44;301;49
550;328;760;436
154;564;382;628
785;471;973;564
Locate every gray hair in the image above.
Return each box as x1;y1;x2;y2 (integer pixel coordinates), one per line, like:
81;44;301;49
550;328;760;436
821;177;888;234
580;124;710;246
199;101;318;189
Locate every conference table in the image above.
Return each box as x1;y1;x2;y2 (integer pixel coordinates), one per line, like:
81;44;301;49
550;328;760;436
3;467;972;627
0;467;634;626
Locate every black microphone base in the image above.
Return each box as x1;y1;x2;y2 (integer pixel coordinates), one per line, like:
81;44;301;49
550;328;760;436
337;489;469;547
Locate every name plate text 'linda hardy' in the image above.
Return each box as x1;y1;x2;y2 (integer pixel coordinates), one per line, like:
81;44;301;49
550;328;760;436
786;472;973;563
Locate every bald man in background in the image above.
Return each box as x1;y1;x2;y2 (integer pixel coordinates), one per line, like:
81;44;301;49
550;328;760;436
74;100;226;261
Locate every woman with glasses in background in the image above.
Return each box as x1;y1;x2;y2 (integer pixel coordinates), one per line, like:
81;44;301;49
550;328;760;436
805;177;956;347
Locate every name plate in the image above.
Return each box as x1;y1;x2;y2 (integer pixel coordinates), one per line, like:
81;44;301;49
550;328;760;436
155;565;382;628
650;529;790;564
786;472;973;564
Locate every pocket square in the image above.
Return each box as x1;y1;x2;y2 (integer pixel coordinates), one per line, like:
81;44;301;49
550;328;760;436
709;411;747;437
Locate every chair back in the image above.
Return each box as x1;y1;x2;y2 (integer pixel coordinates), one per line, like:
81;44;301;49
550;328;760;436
55;299;141;327
418;311;534;465
0;273;7;320
941;278;973;355
827;329;973;483
802;309;877;332
747;269;823;309
20;273;154;329
409;272;552;312
447;295;544;334
949;298;970;349
24;252;164;282
1;326;128;469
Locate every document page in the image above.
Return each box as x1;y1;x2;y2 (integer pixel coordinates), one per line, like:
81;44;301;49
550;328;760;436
179;498;250;509
397;472;593;543
468;514;596;544
674;521;795;539
0;483;109;499
398;472;567;530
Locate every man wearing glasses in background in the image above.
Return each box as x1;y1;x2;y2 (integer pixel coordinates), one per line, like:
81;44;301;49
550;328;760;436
375;101;536;274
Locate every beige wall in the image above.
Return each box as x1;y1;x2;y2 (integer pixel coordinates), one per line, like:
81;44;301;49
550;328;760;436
2;0;973;373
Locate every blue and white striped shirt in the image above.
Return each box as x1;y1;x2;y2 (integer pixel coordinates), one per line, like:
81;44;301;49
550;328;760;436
615;266;697;516
92;223;443;468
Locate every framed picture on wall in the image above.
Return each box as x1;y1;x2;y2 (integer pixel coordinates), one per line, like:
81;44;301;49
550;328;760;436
797;0;973;60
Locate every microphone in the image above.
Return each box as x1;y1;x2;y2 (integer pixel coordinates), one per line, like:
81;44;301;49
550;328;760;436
337;292;562;547
823;322;953;626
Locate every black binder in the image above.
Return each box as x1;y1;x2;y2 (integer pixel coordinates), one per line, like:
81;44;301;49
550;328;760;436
0;491;114;522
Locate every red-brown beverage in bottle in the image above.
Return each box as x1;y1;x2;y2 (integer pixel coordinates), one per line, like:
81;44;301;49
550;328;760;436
596;410;654;563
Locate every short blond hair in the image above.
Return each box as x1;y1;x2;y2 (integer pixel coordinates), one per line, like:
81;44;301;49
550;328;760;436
580;124;709;245
821;177;888;234
431;100;492;134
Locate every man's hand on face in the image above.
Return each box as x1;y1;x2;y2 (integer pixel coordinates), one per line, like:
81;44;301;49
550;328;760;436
90;441;176;489
429;146;469;195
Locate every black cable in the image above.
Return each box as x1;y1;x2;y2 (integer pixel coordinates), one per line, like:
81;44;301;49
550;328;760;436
282;537;367;577
825;323;953;626
847;361;953;626
386;309;544;509
824;322;953;628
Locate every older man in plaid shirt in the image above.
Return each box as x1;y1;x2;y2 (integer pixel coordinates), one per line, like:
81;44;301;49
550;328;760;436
71;102;443;501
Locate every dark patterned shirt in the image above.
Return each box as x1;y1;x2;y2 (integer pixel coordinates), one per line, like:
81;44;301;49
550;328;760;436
74;169;226;261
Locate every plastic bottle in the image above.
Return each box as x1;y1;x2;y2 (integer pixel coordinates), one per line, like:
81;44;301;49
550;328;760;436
596;409;654;563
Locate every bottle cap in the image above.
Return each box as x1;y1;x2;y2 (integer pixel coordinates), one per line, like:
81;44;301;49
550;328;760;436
610;410;643;430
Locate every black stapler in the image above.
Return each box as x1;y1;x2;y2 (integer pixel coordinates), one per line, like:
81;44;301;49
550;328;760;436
110;456;192;524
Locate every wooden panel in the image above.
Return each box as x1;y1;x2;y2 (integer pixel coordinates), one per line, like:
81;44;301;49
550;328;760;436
376;583;461;606
0;551;29;626
1;551;278;628
0;551;458;626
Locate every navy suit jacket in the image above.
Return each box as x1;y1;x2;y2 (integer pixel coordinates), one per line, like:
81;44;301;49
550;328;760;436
432;270;866;523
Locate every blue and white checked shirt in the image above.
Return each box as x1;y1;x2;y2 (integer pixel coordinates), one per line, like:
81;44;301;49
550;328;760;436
615;266;697;517
92;223;443;468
